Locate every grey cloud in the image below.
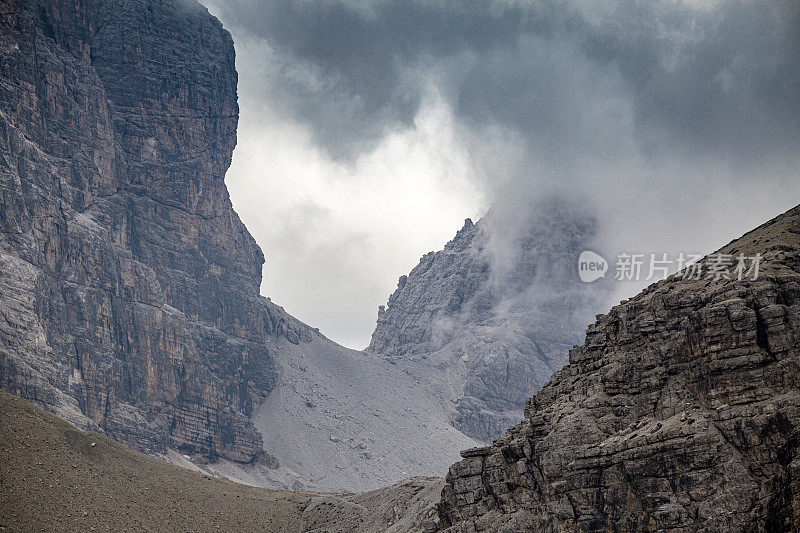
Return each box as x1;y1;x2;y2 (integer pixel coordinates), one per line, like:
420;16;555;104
206;0;800;347
217;0;533;157
582;1;800;164
213;0;799;166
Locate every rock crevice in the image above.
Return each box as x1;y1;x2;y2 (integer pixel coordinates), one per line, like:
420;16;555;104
0;0;315;463
437;206;800;532
369;201;607;440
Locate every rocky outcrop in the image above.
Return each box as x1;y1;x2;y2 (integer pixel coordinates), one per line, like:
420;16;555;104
369;201;607;440
437;205;800;531
0;0;314;464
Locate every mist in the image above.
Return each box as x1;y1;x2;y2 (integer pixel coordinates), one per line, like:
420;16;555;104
203;0;800;348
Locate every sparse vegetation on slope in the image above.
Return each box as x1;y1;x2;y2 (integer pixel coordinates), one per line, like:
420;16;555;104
0;391;442;533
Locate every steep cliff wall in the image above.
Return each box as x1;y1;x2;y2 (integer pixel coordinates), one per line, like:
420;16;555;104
437;206;800;531
369;201;607;440
0;0;314;463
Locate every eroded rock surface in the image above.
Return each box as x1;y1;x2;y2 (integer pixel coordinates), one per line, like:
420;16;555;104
0;0;315;464
0;0;489;492
437;206;800;531
370;201;607;440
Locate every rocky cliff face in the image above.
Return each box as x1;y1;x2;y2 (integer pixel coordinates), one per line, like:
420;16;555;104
0;0;488;492
369;200;607;440
437;205;800;531
0;0;314;464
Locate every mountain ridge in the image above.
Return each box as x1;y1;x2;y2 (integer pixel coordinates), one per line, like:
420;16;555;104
437;204;800;531
369;200;608;440
0;0;480;492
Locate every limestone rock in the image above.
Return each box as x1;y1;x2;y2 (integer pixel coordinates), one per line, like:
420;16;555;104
0;0;315;464
0;0;487;492
369;201;608;440
437;205;800;531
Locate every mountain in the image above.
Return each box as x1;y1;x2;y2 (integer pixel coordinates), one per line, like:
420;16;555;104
0;0;290;464
4;204;799;532
369;201;608;440
437;205;800;531
0;389;444;533
0;0;479;492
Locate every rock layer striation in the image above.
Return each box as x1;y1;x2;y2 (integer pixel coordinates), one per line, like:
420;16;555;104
0;0;314;464
437;205;800;531
370;201;607;440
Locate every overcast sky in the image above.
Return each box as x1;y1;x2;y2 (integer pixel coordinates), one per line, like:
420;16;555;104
203;0;800;349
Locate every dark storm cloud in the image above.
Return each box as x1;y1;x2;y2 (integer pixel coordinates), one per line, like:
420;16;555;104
582;1;800;163
203;0;800;348
216;0;535;156
213;0;799;165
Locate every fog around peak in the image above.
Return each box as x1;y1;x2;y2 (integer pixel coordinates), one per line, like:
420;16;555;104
204;0;800;348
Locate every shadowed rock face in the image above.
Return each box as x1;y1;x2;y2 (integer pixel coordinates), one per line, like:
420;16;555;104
369;201;607;440
0;0;489;490
0;0;314;463
437;205;800;532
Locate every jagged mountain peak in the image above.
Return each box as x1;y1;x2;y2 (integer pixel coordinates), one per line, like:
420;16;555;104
438;204;800;531
0;0;482;492
369;197;610;440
